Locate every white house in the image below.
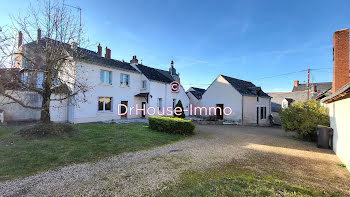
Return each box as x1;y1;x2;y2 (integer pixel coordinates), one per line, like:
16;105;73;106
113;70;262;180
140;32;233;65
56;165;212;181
322;28;350;172
199;74;271;125
1;32;189;123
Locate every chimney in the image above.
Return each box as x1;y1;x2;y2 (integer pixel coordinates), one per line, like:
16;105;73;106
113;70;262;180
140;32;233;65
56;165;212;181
71;42;77;50
294;80;299;87
332;28;349;93
18;31;23;48
97;43;102;57
37;29;41;41
105;47;111;59
130;55;138;64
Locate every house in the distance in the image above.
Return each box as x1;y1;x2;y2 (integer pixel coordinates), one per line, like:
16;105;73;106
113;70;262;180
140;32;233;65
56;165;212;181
268;80;332;112
186;87;205;115
199;74;271;125
322;28;350;172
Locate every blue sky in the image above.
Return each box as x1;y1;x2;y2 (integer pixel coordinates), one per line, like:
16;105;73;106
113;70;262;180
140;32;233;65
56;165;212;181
1;0;350;92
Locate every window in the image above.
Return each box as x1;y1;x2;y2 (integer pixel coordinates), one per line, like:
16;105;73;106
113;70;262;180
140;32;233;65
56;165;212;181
100;70;112;84
260;106;266;119
173;99;176;108
36;73;44;89
98;97;113;112
21;72;28;84
157;98;163;110
120;74;129;86
142;80;147;89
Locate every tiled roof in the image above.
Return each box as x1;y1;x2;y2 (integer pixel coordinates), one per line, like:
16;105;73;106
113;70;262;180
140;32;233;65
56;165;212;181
136;64;174;83
322;82;350;103
188;87;206;100
24;39;139;73
292;82;332;93
77;55;139;73
221;75;270;97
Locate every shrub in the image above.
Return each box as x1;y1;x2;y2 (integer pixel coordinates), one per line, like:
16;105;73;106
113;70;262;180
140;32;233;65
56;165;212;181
16;122;75;139
279;99;329;141
148;116;195;135
174;100;185;118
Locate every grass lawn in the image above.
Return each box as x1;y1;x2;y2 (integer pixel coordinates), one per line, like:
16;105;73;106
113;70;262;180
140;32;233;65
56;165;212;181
158;161;340;197
0;123;184;181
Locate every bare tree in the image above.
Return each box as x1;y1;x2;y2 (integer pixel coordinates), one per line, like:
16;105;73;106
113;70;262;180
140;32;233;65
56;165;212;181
0;0;90;123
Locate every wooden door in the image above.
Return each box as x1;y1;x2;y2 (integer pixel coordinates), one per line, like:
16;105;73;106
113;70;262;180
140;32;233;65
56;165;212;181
121;101;128;119
216;104;224;120
141;102;146;117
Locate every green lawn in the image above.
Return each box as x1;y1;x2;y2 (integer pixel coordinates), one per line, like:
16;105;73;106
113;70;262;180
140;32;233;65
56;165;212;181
0;123;184;181
158;161;340;197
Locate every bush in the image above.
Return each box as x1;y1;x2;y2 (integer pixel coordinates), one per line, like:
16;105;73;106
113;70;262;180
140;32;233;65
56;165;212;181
149;116;195;135
174;100;185;118
279;99;329;141
16;123;75;139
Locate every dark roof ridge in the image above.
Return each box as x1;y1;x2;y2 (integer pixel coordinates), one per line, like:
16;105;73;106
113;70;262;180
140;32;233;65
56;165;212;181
220;74;252;83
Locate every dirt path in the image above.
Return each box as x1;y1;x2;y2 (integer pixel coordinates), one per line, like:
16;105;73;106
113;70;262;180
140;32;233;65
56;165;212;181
1;125;349;196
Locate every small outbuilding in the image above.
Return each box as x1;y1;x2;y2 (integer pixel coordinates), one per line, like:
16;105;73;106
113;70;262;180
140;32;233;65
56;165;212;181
200;74;271;125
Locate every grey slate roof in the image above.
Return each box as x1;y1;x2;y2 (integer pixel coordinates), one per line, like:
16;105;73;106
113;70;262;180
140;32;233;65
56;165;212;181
221;75;270;97
24;39;139;73
78;55;139;73
322;82;350;103
188;87;206;100
292;82;332;93
136;64;174;83
284;98;294;104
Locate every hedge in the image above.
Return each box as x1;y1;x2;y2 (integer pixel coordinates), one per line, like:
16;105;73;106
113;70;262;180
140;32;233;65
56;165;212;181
279;99;329;141
148;116;195;135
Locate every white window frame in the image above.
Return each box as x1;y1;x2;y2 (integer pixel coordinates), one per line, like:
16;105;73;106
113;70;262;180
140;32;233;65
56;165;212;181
120;73;129;86
157;98;163;110
98;97;113;112
36;72;44;89
100;70;112;85
142;80;147;89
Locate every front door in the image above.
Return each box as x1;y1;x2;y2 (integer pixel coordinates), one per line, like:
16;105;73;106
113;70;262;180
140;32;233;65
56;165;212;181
121;101;128;119
216;104;224;120
141;102;146;118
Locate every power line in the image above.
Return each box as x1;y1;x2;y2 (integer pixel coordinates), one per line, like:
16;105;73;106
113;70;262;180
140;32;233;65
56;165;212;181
254;69;308;80
254;67;332;80
181;67;333;86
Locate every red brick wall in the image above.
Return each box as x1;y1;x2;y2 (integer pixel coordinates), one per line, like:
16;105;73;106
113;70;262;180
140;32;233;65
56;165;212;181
332;29;349;93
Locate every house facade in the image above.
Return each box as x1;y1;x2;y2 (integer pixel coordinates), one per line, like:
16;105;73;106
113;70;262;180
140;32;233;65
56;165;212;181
0;31;189;123
192;74;271;125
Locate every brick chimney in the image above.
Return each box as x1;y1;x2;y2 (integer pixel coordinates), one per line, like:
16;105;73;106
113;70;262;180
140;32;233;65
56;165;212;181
332;28;349;93
294;80;299;87
105;47;111;59
130;55;138;64
18;31;23;48
37;29;41;41
97;43;102;57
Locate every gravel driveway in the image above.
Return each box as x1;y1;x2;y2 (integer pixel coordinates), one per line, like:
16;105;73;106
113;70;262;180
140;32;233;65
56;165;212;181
1;125;349;196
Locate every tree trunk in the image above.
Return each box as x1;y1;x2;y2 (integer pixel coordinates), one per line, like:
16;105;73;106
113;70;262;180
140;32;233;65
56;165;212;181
40;94;51;123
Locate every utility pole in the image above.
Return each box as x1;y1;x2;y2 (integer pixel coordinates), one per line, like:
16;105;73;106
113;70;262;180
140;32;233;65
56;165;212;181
307;68;310;100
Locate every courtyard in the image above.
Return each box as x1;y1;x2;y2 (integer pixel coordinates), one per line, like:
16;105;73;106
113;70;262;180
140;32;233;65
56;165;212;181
0;124;349;196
